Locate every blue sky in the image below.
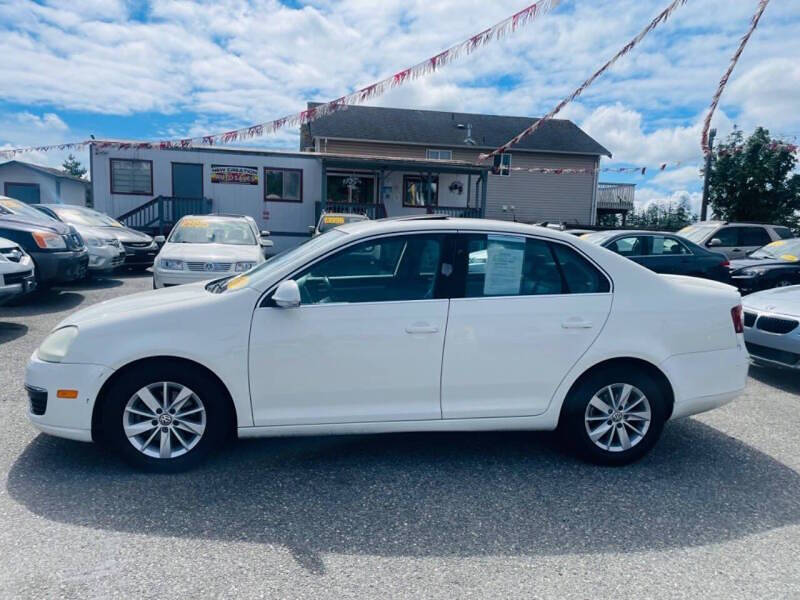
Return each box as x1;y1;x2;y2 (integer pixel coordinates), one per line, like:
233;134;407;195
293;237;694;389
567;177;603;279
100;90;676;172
1;0;799;214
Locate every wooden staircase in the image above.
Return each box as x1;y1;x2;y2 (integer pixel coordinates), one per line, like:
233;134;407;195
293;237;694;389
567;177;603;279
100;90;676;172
118;196;213;236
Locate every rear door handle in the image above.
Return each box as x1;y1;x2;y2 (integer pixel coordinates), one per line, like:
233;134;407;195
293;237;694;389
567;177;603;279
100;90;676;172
562;319;593;329
405;323;439;334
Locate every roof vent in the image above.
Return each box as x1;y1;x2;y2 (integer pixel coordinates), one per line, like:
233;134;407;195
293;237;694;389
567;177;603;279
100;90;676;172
456;123;477;146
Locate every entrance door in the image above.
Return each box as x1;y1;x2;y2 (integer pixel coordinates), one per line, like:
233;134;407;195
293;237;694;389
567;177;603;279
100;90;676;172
441;233;612;419
249;233;450;426
172;163;204;198
4;183;40;204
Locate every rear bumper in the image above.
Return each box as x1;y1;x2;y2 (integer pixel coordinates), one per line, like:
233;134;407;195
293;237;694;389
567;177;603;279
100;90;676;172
661;342;749;419
24;354;113;443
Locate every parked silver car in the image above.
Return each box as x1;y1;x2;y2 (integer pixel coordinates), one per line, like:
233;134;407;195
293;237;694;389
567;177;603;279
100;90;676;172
678;221;794;260
742;285;800;369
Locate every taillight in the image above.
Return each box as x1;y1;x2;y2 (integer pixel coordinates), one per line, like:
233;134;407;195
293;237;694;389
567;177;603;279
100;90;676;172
721;259;730;268
731;305;744;334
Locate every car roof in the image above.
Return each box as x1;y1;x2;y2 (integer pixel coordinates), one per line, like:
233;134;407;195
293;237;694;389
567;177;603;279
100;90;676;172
336;216;584;243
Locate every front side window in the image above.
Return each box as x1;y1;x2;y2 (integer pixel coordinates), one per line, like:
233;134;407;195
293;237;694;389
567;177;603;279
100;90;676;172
607;236;645;257
403;176;438;207
264;168;302;202
110;159;153;195
650;236;691;255
492;153;512;176
294;234;444;304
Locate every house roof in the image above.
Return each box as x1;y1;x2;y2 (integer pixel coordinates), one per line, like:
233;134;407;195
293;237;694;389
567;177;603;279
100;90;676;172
307;105;612;157
0;160;89;184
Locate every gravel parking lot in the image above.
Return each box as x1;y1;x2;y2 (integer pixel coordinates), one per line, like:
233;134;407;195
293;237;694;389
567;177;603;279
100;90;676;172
1;273;799;599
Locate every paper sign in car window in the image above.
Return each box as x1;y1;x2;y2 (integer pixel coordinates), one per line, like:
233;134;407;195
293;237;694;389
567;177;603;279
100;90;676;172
484;234;525;296
227;274;249;290
181;218;209;228
767;240;786;247
780;254;798;262
0;198;24;210
323;216;345;225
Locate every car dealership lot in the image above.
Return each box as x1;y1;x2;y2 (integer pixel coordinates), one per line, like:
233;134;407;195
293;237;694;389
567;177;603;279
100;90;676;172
1;274;800;598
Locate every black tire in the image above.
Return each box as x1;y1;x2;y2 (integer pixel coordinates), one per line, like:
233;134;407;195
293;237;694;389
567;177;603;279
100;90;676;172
559;365;668;466
100;361;232;472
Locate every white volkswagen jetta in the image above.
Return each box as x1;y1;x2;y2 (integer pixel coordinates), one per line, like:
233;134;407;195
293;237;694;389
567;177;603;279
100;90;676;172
26;217;749;471
152;214;271;288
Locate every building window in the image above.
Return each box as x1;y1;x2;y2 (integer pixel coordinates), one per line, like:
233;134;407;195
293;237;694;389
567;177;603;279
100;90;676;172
426;149;453;161
327;174;375;204
403;175;438;208
264;168;303;202
492;153;512;176
110;159;153;195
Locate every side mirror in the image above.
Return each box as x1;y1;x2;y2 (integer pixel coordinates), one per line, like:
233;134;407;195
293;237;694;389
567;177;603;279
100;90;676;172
260;238;274;248
308;225;317;234
154;235;165;244
260;230;270;237
707;238;722;247
273;279;301;308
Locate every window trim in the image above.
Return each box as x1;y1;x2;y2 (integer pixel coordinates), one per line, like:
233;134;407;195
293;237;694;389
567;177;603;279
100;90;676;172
264;167;303;203
492;153;512;176
426;149;453;161
110;158;153;196
402;175;439;208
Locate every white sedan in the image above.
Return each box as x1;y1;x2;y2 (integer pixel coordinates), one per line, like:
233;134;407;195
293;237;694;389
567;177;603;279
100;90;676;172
152;214;272;288
26;217;748;471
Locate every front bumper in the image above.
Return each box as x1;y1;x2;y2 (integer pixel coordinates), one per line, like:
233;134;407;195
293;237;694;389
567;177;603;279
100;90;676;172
153;268;231;288
30;248;89;284
25;353;113;442
88;245;126;272
0;267;36;302
122;243;158;266
661;342;749;419
743;309;800;369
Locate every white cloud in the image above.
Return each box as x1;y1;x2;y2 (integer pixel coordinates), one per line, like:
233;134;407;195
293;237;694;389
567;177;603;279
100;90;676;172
635;187;703;217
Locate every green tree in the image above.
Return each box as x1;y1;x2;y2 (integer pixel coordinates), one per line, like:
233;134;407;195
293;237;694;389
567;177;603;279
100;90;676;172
707;127;800;229
62;154;87;179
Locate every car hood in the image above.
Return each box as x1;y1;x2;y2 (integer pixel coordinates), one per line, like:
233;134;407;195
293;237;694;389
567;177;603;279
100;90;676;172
743;285;800;317
71;225;117;243
93;226;153;243
0;235;18;250
0;213;71;235
158;242;261;263
729;257;792;271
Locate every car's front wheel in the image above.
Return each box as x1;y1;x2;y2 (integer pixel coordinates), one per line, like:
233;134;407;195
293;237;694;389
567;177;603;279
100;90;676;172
101;362;231;472
560;366;668;466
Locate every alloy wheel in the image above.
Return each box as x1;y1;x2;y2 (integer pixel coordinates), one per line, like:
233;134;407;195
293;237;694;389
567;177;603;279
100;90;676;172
584;383;651;453
123;382;206;459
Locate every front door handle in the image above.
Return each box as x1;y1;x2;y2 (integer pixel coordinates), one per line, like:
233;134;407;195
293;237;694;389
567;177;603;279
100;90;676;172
405;323;439;334
562;318;593;329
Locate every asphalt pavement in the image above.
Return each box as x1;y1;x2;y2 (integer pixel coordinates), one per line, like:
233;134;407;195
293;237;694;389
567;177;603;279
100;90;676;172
1;272;799;599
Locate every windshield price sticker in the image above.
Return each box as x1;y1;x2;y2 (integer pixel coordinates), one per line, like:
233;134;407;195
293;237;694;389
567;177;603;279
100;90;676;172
181;218;210;228
767;240;786;247
323;216;346;225
484;234;525;296
227;275;249;290
780;254;798;262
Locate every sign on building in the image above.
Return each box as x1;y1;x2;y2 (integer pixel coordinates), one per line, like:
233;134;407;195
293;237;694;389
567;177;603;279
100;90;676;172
210;165;259;185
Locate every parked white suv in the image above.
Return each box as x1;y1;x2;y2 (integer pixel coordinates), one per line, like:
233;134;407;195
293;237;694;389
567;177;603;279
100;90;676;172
678;221;794;260
0;236;36;304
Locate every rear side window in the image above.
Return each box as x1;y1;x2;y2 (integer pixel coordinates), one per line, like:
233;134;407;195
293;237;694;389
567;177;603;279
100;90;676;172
773;226;794;240
650;236;691;255
607;236;645;257
460;234;609;297
740;227;771;247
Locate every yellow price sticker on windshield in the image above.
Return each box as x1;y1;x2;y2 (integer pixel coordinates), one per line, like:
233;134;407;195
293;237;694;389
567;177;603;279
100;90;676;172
323;215;345;225
767;240;786;247
181;218;209;228
0;198;24;209
227;275;249;290
780;254;798;262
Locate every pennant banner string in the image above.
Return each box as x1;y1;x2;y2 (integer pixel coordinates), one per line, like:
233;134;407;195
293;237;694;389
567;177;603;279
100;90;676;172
478;0;689;161
701;0;770;155
0;0;561;160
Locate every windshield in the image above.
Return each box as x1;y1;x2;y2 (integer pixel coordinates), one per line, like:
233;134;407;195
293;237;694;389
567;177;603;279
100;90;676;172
677;224;717;243
0;198;56;221
169;217;256;245
53;207;123;227
318;214;368;233
210;229;347;293
750;239;800;261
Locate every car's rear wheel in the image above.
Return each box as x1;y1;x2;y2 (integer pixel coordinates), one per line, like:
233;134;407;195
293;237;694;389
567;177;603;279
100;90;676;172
101;363;231;472
560;366;668;465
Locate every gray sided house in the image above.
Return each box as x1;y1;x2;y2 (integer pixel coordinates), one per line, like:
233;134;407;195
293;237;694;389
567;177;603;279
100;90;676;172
0;160;89;206
302;104;611;224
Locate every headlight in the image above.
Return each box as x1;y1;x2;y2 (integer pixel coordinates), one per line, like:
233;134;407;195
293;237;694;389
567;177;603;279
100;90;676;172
31;231;67;250
740;268;766;277
37;326;79;363
235;261;256;272
159;258;184;271
85;237;106;247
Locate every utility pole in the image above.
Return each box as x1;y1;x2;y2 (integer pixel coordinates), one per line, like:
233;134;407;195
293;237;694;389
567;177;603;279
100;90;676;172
700;128;717;221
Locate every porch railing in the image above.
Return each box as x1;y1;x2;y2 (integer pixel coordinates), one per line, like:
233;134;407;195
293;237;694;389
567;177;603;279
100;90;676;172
315;201;388;222
118;196;213;236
